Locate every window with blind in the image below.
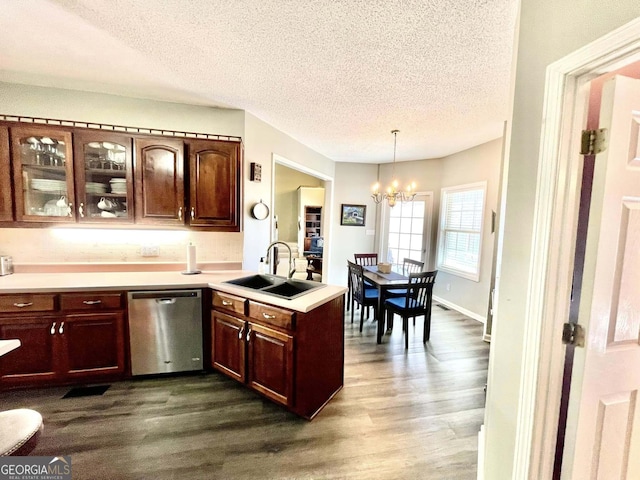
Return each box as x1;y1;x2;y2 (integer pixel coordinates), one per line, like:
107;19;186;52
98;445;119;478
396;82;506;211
437;182;486;281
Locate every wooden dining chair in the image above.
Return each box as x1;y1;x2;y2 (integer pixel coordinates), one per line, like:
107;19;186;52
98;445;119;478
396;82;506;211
347;260;379;332
349;253;379;314
354;253;378;266
385;258;425;319
384;270;437;349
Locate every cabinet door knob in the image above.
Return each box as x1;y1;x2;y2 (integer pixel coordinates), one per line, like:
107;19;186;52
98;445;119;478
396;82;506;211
246;327;252;342
13;302;33;308
262;312;276;320
82;300;102;305
178;207;183;221
67;203;73;217
59;322;64;334
190;207;195;220
79;202;85;218
238;326;244;340
50;322;56;335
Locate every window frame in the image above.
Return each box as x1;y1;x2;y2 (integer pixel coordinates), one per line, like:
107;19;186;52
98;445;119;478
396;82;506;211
436;181;486;282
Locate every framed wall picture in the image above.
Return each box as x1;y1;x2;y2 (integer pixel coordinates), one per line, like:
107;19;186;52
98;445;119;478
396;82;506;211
340;204;366;226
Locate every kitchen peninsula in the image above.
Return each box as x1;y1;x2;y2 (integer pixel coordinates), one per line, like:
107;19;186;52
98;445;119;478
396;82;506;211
0;270;346;420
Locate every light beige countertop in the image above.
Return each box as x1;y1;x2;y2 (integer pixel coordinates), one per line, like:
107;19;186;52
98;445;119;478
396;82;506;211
0;271;346;314
0;339;21;356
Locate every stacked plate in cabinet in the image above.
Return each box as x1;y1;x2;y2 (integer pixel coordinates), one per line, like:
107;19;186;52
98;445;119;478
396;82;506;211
30;179;66;193
86;182;108;194
109;178;127;194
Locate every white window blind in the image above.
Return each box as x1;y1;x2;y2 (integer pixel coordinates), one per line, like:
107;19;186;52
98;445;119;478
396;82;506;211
438;183;485;281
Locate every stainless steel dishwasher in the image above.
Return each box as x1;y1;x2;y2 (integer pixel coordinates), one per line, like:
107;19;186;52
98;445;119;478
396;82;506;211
127;289;203;376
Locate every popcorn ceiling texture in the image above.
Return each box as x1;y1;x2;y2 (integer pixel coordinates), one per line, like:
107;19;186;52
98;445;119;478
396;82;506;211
0;0;517;163
0;229;244;266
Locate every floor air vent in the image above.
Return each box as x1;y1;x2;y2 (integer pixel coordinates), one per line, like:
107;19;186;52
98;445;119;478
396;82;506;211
63;385;110;399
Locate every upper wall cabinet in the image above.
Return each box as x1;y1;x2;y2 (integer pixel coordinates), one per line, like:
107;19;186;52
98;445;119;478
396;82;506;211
134;137;185;226
0;126;12;221
186;139;241;231
10;125;76;223
1;119;243;231
73;131;134;224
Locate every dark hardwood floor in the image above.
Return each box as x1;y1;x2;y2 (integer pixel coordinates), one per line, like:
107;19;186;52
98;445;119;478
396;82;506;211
0;305;489;480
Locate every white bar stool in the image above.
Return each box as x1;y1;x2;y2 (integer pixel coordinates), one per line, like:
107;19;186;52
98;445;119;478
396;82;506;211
0;408;43;456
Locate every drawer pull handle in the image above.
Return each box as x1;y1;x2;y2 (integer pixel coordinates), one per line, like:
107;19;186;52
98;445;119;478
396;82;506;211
238;326;244;339
82;300;102;305
222;300;233;306
191;207;195;220
59;322;64;334
246;327;252;342
50;322;56;335
13;302;34;308
262;312;276;319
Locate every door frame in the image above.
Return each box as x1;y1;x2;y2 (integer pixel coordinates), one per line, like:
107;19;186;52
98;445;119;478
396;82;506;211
271;153;335;282
511;17;640;479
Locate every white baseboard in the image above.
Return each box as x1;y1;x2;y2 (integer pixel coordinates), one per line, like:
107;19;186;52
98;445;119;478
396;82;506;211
432;295;486;323
478;424;485;480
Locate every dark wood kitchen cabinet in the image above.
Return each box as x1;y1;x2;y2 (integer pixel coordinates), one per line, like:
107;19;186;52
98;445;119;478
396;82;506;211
0;291;126;389
72;130;134;223
186;139;241;231
10;125;76;223
0;126;13;221
211;290;343;418
211;294;294;408
134;137;185;226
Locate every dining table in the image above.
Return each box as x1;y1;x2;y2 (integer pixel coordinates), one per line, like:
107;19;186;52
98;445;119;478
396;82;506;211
362;265;410;344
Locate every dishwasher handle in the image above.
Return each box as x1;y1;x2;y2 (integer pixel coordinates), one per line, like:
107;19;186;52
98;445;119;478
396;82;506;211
156;298;177;305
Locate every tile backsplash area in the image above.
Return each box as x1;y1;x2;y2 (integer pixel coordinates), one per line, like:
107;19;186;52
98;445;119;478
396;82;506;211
0;228;243;266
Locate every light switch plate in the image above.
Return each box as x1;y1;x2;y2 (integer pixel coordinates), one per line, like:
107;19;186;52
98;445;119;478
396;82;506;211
366;229;375;236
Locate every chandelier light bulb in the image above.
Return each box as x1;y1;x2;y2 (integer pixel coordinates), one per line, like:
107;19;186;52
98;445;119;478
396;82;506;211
370;129;417;207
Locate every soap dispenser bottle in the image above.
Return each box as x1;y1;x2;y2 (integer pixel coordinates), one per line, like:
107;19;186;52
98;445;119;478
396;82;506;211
258;257;266;275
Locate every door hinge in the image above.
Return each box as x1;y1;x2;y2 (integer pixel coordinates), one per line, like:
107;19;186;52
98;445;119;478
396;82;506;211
580;128;608;155
562;322;585;347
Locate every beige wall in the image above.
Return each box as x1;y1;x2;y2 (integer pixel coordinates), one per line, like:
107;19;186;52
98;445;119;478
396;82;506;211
329;162;379;285
484;2;640;479
434;138;502;319
242;112;335;273
0;228;241;267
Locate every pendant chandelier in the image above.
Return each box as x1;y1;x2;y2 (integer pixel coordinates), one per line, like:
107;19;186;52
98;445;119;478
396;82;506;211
371;130;416;207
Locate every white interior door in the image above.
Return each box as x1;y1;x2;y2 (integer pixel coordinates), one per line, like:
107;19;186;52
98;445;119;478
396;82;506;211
565;75;640;479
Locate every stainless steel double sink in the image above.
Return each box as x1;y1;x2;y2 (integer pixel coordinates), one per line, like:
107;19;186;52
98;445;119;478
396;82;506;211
223;274;325;300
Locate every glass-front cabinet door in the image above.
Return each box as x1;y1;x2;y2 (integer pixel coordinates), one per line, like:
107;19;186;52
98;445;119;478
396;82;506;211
10;126;75;222
73;131;133;223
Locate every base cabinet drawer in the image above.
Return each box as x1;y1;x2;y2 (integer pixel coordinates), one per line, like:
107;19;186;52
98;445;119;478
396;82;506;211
0;294;56;313
60;292;123;311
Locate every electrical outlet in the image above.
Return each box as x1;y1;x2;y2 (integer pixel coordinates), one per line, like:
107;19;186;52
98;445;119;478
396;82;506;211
140;245;160;257
446;283;451;292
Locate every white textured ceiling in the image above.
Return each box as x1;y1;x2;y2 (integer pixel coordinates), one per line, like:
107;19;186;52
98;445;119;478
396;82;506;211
0;0;517;163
